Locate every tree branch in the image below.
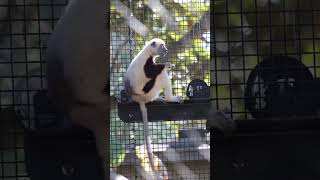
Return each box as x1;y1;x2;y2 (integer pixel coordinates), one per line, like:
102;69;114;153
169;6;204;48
168;10;210;54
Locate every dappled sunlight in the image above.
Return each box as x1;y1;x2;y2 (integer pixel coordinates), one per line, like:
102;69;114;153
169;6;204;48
112;0;150;37
111;1;210;178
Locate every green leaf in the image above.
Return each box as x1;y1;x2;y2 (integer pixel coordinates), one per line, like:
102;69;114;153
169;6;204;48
168;31;183;41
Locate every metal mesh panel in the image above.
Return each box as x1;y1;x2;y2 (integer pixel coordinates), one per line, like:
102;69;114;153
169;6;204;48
1;0;319;179
0;1;68;179
212;0;320;120
110;0;210;179
111;0;210;179
111;0;320;179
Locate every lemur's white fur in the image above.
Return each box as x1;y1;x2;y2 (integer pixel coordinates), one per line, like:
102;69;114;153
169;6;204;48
125;38;181;179
125;38;180;103
46;0;108;179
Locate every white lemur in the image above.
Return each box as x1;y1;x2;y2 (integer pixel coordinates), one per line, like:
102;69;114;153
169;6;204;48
46;0;108;179
125;38;182;179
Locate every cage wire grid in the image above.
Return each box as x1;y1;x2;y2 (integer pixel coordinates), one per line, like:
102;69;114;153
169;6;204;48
211;0;320;120
111;0;210;179
0;0;319;179
0;0;68;179
111;0;320;179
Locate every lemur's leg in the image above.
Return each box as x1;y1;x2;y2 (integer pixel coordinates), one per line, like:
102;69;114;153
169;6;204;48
160;65;182;103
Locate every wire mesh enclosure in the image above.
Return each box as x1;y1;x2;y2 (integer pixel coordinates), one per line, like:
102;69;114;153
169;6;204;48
0;0;320;179
0;0;68;179
212;0;320;121
111;0;320;179
111;0;210;179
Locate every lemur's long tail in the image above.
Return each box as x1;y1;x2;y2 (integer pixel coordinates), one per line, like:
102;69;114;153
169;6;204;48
139;102;159;179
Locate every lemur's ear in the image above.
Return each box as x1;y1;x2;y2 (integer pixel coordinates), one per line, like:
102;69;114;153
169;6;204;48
151;41;156;48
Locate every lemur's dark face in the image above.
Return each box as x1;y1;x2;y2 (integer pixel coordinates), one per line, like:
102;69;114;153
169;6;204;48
150;39;168;57
157;43;168;57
